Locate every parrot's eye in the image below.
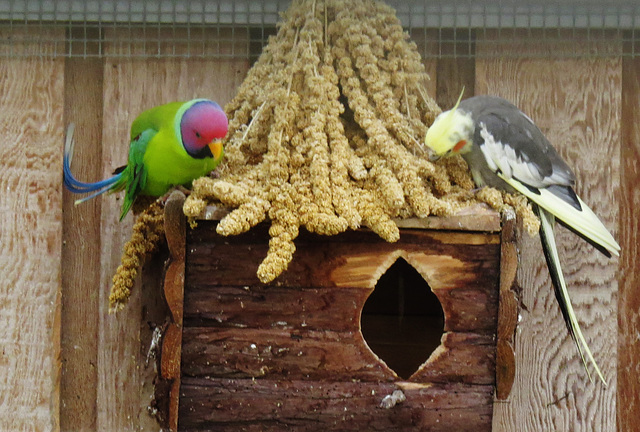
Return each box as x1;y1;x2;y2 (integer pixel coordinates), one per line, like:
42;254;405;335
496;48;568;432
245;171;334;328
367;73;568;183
195;131;201;139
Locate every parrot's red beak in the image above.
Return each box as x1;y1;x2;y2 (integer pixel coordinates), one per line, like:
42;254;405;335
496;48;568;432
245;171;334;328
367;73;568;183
208;140;223;160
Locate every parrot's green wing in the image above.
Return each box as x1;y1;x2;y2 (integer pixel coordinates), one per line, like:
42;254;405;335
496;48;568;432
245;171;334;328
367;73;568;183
114;129;157;220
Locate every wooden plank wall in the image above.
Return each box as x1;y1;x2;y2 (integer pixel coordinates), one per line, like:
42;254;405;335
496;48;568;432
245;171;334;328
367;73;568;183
0;27;65;431
424;31;625;431
619;47;640;432
0;24;637;432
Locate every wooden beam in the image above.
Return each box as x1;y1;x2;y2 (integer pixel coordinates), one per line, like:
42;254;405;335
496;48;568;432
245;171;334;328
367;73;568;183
618;47;640;432
495;209;518;400
160;190;188;431
179;378;493;431
394;203;500;232
198;203;502;232
186;221;500;293
60;26;103;432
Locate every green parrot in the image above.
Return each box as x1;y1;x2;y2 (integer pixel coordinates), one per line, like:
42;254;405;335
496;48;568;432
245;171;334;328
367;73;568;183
425;93;620;384
64;99;228;220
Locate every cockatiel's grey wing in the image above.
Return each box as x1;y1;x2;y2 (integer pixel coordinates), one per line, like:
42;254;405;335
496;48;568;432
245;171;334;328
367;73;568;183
461;96;619;257
460;96;575;188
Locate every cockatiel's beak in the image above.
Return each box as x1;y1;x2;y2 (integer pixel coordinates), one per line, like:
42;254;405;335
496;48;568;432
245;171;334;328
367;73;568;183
428;151;441;162
208;140;223;160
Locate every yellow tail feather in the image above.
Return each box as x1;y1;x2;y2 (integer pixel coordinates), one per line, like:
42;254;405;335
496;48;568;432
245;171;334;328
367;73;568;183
499;174;620;256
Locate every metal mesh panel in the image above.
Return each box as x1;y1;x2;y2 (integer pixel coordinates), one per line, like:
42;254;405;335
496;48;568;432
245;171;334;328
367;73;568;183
0;0;638;59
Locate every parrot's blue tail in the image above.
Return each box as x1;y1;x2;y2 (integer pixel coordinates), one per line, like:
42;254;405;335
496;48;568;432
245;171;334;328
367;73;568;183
63;123;123;205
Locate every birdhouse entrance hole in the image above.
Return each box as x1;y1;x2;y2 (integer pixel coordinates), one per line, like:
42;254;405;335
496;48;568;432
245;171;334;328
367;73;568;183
360;258;445;379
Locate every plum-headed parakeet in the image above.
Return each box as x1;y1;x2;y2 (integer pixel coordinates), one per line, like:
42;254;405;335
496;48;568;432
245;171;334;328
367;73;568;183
64;99;228;219
425;94;619;384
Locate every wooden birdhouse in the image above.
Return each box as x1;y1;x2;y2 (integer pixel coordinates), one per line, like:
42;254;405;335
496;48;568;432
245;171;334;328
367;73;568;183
155;192;518;431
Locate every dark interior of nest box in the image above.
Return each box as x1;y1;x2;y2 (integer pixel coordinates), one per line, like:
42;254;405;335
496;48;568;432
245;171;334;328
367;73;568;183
360;258;445;379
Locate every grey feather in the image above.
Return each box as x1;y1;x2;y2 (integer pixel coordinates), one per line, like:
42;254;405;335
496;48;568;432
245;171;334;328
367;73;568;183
460;96;575;190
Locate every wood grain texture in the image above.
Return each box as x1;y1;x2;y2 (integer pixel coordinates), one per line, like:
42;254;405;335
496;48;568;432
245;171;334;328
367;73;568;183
180;378;491;432
186;222;500;334
179;378;493;432
60;27;103;432
88;26;251;432
163;190;187;325
182;326;397;382
394;203;500;232
495;210;518;400
476;32;621;432
200;203;502;232
179;221;499;430
187;222;500;287
0;27;65;432
160;190;187;431
412;28;438;101
618;53;640;432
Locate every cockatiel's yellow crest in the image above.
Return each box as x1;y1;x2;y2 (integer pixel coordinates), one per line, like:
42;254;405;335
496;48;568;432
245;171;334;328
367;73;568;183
425;88;474;156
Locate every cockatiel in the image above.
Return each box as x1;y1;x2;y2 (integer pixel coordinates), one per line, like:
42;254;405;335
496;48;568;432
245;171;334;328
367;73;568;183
425;94;619;384
64;99;228;220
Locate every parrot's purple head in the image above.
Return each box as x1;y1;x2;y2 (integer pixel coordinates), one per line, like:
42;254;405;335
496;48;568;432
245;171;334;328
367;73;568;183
180;100;228;160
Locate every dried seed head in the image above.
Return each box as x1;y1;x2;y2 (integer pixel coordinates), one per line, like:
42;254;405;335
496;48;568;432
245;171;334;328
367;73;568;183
183;0;536;283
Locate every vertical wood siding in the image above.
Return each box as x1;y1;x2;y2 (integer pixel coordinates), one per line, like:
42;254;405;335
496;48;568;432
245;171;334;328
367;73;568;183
618;50;640;432
0;27;65;432
60;27;250;432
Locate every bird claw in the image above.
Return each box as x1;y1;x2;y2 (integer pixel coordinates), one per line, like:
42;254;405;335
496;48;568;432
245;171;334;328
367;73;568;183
160;186;191;205
174;185;192;196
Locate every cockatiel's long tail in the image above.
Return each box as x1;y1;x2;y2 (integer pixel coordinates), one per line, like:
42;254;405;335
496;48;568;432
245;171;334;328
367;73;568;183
63;123;122;204
502;174;618;384
536;206;603;384
501;174;620;258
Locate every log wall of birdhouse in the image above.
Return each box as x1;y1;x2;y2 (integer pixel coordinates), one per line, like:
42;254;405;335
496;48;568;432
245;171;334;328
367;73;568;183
173;216;503;431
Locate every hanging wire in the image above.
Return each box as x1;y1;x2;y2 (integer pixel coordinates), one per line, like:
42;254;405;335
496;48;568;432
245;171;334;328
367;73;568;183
0;0;638;59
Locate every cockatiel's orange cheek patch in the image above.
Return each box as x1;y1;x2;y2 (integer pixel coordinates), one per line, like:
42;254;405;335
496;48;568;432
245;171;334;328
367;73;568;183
453;140;467;152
